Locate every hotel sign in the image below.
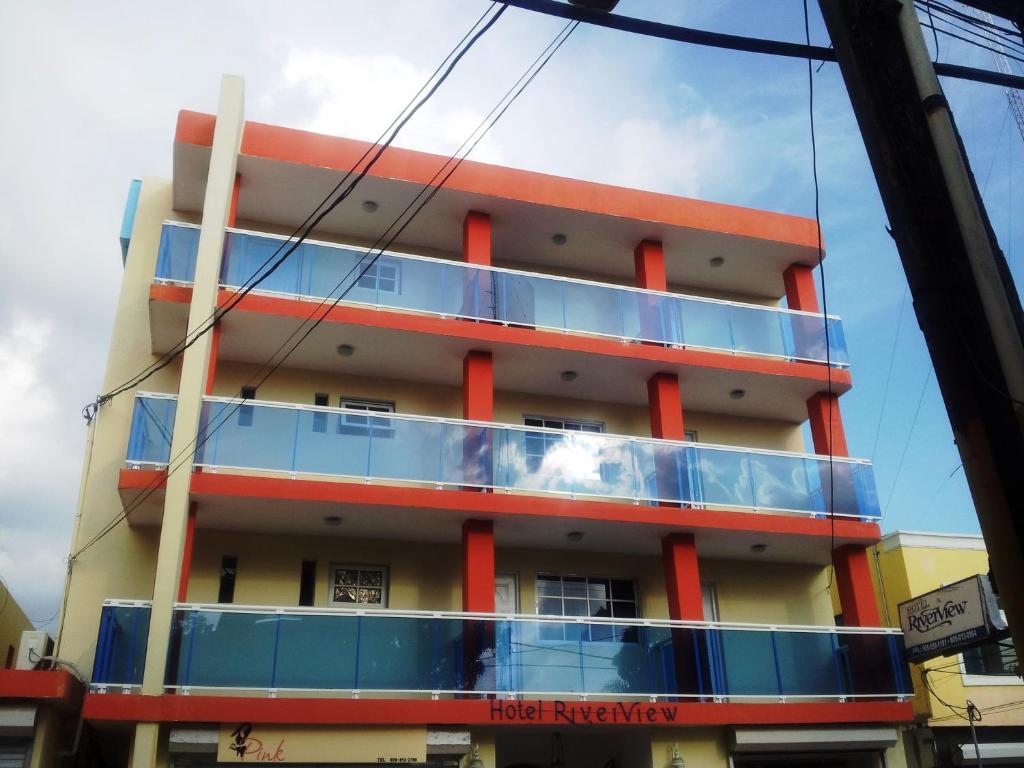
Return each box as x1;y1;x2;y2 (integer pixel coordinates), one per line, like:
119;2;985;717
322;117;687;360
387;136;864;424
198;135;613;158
898;574;1005;662
217;724;426;764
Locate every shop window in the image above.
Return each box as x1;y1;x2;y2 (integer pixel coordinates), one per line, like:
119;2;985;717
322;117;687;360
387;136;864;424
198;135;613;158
329;564;388;607
536;574;638;642
523;416;604;473
338;398;395;438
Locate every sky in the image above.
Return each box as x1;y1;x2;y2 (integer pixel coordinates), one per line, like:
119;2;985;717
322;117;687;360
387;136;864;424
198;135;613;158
0;1;1020;628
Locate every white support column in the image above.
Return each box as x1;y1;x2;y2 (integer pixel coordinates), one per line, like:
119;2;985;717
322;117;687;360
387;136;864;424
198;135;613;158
139;75;245;699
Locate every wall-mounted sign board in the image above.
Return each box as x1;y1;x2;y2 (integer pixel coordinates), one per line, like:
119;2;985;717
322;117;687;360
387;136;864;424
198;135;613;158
898;574;1006;662
217;724;426;764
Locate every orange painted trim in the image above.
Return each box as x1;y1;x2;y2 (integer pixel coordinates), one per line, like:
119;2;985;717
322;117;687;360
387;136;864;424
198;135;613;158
834;545;883;627
150;282;193;304
462;520;495;613
114;470;882;543
175;110;216;148
0;670;84;710
205;322;221;396
175;112;822;256
82;693;914;726
228;173;241;228
807;392;849;457
662;533;703;621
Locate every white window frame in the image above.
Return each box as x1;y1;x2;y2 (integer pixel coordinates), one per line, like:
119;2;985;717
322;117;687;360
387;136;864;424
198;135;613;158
328;563;389;608
355;256;402;294
535;573;640;643
523;415;605;474
338;398;396;438
957;611;1022;686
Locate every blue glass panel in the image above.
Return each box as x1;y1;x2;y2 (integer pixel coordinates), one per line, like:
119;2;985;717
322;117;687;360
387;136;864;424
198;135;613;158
774;631;841;696
195;401;298;472
176;610;276;688
692;449;755;510
155;225;200;283
679;298;733;352
730;305;787;358
749;453;814;513
92;604;150;686
716;630;780;696
274;614;358;689
126;397;176;465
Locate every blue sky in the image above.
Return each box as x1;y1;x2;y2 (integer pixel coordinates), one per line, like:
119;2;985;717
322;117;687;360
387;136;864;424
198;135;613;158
0;0;1019;624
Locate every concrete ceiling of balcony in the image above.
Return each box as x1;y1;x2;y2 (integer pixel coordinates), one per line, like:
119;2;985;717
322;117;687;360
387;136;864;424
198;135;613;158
173;115;825;301
150;295;848;423
122;477;872;567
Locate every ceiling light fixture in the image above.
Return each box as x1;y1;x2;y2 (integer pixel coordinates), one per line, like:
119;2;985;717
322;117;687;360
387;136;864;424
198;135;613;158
324;515;343;527
361;200;379;213
552;233;568;246
729;388;746;400
560;370;578;382
566;531;584;543
337;344;355;357
750;543;767;554
709;256;725;268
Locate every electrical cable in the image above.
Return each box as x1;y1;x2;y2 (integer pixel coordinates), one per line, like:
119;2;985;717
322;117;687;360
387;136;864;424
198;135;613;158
915;4;1024;57
84;2;506;419
802;0;838;588
870;285;909;464
925;1;941;62
72;16;579;561
882;369;933;515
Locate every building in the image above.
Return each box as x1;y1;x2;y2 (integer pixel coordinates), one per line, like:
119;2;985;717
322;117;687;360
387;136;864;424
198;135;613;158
872;531;1023;766
0;580;32;671
12;74;916;767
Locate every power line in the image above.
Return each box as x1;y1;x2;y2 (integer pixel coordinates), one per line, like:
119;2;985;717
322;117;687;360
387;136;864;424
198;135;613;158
72;16;579;561
84;2;507;420
870;285;909;463
882;369;934;515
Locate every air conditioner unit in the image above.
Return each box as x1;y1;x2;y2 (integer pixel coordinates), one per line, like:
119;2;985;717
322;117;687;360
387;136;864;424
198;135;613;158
15;631;53;670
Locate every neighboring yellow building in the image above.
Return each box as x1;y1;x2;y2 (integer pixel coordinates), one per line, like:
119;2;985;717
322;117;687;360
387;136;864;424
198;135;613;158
3;75;916;768
872;531;1023;767
0;580;32;670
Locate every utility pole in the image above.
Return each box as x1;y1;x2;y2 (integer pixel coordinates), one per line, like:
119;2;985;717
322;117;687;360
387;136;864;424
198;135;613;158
819;0;1024;648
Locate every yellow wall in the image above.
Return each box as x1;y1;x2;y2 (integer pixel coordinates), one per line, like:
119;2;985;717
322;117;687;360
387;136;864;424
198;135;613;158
183;530;831;629
872;534;1023;727
0;580;32;667
210;362;805;451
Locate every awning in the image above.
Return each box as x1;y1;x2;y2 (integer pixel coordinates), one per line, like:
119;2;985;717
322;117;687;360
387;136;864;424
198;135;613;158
732;727;899;753
956;742;1024;764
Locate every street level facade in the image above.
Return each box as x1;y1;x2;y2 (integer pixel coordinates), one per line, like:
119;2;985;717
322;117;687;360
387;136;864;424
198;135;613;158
2;75;914;768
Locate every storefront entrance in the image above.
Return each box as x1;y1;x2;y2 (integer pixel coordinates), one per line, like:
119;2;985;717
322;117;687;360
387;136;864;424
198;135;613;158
497;730;652;768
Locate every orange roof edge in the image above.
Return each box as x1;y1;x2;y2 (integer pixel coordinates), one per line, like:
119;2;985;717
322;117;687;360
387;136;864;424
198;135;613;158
175;110;824;253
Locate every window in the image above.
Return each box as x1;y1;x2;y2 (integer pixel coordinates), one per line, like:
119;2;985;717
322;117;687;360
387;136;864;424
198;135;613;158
356;257;401;294
313;393;329;433
329;564;388;606
524;416;604;473
218;556;238;604
963;637;1020;678
338;398;395;438
238;386;256;428
536;574;638;642
299;560;317;607
701;582;719;622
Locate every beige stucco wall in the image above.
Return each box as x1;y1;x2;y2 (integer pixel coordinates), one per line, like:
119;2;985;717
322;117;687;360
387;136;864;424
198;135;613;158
56;176;180;675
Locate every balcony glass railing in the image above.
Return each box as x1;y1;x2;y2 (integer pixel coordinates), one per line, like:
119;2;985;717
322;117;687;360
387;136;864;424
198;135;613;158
126;393;881;520
91;601;912;700
155;222;849;367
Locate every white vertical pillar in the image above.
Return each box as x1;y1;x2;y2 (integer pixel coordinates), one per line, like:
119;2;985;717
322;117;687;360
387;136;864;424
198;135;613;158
139;74;244;697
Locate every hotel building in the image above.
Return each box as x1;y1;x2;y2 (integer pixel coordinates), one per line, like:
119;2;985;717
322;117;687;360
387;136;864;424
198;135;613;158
2;75;914;768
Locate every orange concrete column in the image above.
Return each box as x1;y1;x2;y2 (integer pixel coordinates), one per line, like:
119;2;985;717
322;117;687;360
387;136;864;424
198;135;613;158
648;372;685;439
783;263;820;313
662;533;703;621
175;503;198;602
463;211;492;266
462;350;494;489
634;239;667;291
462;520;496;613
834;545;881;626
807;391;848;457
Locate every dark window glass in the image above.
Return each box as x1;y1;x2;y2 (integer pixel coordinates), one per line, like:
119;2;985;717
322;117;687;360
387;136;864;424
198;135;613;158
963;638;1020;677
238;386;256;428
313;393;329;433
299;560;316;606
218;556;238;603
535;574;639;642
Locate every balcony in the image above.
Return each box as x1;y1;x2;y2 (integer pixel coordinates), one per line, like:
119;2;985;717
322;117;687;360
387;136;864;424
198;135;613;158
155;222;848;368
92;601;911;701
127;393;880;521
